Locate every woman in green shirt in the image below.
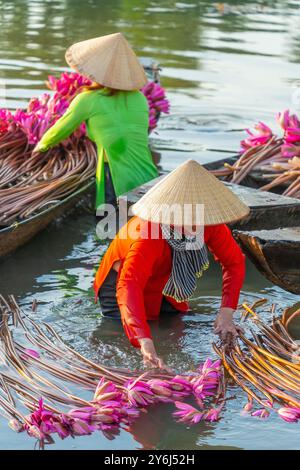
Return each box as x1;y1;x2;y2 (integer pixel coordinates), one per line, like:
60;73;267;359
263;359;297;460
34;33;158;210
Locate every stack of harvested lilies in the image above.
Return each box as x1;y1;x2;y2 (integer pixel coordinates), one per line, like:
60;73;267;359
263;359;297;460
0;73;170;226
211;110;300;198
1;296;300;446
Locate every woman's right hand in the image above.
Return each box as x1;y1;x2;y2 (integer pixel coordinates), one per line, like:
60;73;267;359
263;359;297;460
139;338;171;372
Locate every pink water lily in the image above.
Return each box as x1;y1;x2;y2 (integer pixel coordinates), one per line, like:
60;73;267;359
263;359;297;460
243;398;253;412
170;376;192;395
94;378;117;398
251;408;270;419
70;418;95;436
241;121;273;151
276;110;300;131
173;401;204;424
24;398;58;438
276;110;290;130
148;379;173;400
203;406;222;422
198;358;222;375
277;407;300;423
125;379;155;407
68;406;95;421
285;127;300;144
50;416;71;439
281;143;300;158
0;109;13;134
141;81;170;130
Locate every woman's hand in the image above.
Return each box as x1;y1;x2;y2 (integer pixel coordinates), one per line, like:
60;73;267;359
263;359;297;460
139;338;172;372
214;307;244;345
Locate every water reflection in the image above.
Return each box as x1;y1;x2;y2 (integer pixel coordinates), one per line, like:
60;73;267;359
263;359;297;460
0;0;300;451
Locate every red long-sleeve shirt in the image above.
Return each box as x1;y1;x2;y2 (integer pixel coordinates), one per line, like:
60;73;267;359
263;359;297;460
94;217;245;347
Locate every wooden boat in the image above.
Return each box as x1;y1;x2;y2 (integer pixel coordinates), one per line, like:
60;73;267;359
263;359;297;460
0;180;95;259
235;227;300;295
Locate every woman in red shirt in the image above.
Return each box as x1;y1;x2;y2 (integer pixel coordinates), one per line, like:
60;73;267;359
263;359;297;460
94;160;250;369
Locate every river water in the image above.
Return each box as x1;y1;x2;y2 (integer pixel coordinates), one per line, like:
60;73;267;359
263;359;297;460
0;0;300;450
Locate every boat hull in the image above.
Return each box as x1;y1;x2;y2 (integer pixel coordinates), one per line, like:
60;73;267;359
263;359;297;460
0;180;94;259
235;227;300;294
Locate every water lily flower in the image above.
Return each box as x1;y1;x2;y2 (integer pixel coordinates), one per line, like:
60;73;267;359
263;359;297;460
68;406;95;421
277;407;300;423
203;406;222;422
173;401;204;424
50;417;71;439
198;358;214;373
281;143;300;158
24;398;57;438
26;424;44;439
148;379;173;399
93;378;123;404
285;127;300;144
241;122;273;151
170;376;193;395
276;110;290;130
70;418;95;436
125;379;155;407
243;398;253;412
251;408;270;419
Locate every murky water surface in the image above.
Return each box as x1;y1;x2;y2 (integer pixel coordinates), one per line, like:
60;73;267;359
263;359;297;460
0;0;299;450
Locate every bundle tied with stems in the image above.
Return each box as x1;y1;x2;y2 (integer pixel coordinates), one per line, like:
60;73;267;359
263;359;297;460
214;299;300;422
0;295;225;447
0;73;170;226
211;110;300;198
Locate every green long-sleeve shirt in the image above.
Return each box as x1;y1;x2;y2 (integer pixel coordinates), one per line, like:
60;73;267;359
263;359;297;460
37;88;158;208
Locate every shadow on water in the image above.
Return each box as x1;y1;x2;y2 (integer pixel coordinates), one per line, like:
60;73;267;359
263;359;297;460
0;0;300;450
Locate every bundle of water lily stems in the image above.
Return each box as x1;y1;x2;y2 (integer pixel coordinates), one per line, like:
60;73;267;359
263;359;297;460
0;295;225;446
211;111;300;198
1;296;300;446
0;72;170;226
0;132;97;225
214;299;300;422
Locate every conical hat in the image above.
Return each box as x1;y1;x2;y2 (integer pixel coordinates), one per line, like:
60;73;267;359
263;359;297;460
65;32;147;91
132;159;250;226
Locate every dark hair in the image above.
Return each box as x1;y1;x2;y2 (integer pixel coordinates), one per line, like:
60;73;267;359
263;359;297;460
81;81;119;95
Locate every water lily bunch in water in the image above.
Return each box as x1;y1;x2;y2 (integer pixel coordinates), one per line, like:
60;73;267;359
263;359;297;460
211;110;300;198
214;299;300;423
0;296;224;447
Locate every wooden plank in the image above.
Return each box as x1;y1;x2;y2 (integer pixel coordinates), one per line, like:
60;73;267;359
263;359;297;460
234;227;300;294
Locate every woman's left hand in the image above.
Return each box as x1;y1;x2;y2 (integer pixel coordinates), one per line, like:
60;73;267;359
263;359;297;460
214;307;244;345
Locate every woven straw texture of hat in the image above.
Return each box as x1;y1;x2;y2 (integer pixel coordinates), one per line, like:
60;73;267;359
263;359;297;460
132;159;250;226
65;32;147;91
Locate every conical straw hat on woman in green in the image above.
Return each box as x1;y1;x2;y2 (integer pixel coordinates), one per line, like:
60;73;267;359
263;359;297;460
33;32;158;210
